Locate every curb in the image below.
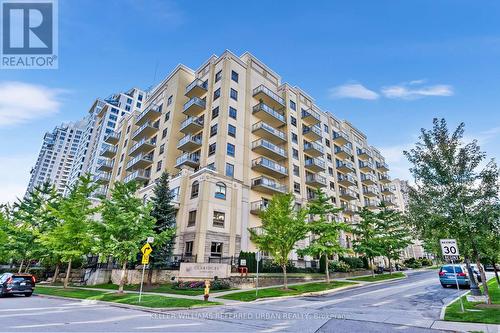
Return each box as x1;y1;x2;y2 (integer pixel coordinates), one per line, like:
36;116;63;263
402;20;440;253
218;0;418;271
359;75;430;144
343;274;407;285
439;290;469;320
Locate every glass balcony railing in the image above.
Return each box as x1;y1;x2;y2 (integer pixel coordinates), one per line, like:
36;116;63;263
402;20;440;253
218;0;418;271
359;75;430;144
303;141;324;154
252;85;285;106
251;139;286;158
306;174;327;185
175;153;200;166
185;78;208;95
252;121;286;141
183;97;206;113
252;102;285;123
305;158;326;169
180;116;204;131
303;125;322;137
132;121;159;139
126;153;153;170
251;176;287;193
124;169;150;183
252;157;288;175
177;134;202;148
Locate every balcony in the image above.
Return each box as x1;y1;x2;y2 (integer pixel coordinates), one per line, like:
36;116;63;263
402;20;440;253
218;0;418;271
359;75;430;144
135;104;162;126
332;131;350;145
361;173;377;185
301;109;321;125
251;176;287;195
305;174;327;188
251;139;286;161
379;174;391;184
185;78;208;98
364;199;381;210
381;186;396;195
252;121;286;144
338;174;356;187
376;162;389;172
126;153;153;171
252;85;285;109
180;116;204;134
250;200;269;215
93;172;111;184
175;152;200;169
363;186;379;198
252;157;288;178
357;148;372;161
132;121;159;141
359;161;375;172
124;169;150;184
302;125;322;141
177;134;202;152
183;97;206;116
303;141;324;157
336;161;355;174
339;188;357;201
97;159;114;172
334;146;352;160
341;203;358;216
129;138;156;156
382;197;396;207
103;131;120;145
304;158;326;172
100;145;117;158
252;102;286;127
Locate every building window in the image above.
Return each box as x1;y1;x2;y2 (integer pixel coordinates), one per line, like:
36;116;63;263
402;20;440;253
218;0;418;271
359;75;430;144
191;181;199;198
330;182;335;190
227;143;235;157
229;106;237;119
290;100;296;111
226;163;234;177
325;138;330;147
211;242;223;257
328;167;334;176
212;106;219;119
165;111;170;122
290;116;297;127
215;70;222;82
292;148;299;159
231;70;239;82
293;164;300;176
185;241;193;256
167;95;173;106
324;124;329;133
327;153;332;162
228;124;236;137
156;160;162;171
292;133;298;143
208;143;216;156
214;88;221;100
213;211;225;227
187;210;197;227
230;88;238;101
159;144;165;155
162;128;168;139
294;182;301;194
210;124;218;137
215;182;226;199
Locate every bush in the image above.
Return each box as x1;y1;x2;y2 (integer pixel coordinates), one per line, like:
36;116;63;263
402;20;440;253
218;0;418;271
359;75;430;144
260;260;318;274
339;256;365;270
329;260;351;272
404;258;422;269
173;279;231;290
419;258;432;266
239;251;260;273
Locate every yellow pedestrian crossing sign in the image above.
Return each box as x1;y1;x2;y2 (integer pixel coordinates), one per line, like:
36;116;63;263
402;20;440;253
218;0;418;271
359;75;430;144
141;243;152;256
142;253;150;265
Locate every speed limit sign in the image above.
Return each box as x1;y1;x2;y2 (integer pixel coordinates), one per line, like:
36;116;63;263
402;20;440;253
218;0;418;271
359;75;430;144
440;239;459;257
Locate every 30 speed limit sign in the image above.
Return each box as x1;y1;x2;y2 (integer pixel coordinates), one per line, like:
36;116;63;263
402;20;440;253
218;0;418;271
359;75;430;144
440;239;459;257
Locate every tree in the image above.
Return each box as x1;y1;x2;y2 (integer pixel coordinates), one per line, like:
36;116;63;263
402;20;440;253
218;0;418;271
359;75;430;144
404;118;500;303
98;181;157;293
352;208;383;277
298;188;348;283
0;206;11;263
42;175;97;288
249;193;308;289
148;172;177;284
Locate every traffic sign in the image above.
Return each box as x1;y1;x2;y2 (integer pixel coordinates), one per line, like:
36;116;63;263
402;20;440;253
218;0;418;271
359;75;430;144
141;253;150;265
440;239;459;257
141;243;152;256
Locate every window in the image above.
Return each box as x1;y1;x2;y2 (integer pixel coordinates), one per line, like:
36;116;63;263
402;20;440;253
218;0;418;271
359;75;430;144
292;133;298;143
191;181;199;198
328;167;334;176
290;100;296;111
324;124;329;133
215;70;222;82
227;143;235;157
228;124;236;137
292;148;299;159
156;160;162;171
215;182;226;199
290;116;297;127
165;111;170;122
294;182;301;194
211;242;223;257
138;94;143;101
325;138;330;147
210;124;218;137
187;210;197;227
185;241;193;256
230;88;238;101
167;95;173;106
231;70;239;82
229;106;237;119
213;211;225;227
226;163;234;177
212;106;219;119
159;144;165;155
327;153;332;162
293;164;300;176
208;143;216;156
162;128;168;139
214;88;221;100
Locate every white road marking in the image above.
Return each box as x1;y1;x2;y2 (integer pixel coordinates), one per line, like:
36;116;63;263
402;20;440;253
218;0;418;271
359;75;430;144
370;300;392;306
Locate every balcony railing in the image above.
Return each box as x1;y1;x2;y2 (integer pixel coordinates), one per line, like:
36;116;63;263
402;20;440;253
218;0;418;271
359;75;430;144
251;139;286;160
336;161;355;173
252;84;285;108
304;158;326;172
334;146;352;159
303;141;324;157
302;125;322;141
185;78;208;98
301;109;321;125
100;145;117;157
381;185;396;195
359;161;375;171
135;103;162;126
338;174;356;186
250;200;269;215
305;174;327;187
183;97;206;116
361;173;377;184
180;116;204;133
251;176;287;194
341;203;358;215
363;187;379;197
103;131;120;144
339;188;357;200
177;134;202;151
332;131;350;145
377;162;390;171
97;159;114;172
132;121;159;141
252;102;285;126
252;121;286;144
364;199;381;209
93;172;111;184
379;174;392;183
251;157;288;178
357;148;372;160
175;152;200;168
129;138;156;156
124;169;150;184
126;153;153;170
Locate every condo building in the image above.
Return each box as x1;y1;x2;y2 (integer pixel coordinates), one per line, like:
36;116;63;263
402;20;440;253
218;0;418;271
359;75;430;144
98;50;397;263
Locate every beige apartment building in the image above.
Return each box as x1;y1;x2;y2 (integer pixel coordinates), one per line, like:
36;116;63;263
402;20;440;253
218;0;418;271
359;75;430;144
97;50;397;263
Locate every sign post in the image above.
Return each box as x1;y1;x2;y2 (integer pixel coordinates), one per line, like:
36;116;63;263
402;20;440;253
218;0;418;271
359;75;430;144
440;239;464;313
138;241;153;303
255;251;261;299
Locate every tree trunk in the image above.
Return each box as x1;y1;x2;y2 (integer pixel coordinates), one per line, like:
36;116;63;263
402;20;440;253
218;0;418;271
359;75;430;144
64;259;72;289
325;255;330;283
24;260;31;273
118;261;127;293
18;259;24;274
282;265;288;290
388;258;392;275
370;258;375;278
52;263;60;285
493;261;500;286
476;258;491;305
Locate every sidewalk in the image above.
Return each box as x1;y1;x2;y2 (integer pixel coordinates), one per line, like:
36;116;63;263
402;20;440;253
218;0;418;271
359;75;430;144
431;320;500;333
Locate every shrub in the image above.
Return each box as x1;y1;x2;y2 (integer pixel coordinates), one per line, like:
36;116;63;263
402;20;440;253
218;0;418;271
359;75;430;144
329;260;351;272
339;256;365;269
403;258;422;269
172;279;231;290
419;258;432;266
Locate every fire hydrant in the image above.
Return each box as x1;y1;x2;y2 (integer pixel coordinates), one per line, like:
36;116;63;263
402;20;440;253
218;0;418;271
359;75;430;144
203;280;210;301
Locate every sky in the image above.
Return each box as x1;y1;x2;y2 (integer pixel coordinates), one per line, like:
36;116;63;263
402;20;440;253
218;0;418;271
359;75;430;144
1;0;499;204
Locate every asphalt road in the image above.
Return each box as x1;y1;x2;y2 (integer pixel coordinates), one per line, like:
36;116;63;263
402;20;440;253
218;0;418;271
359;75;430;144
0;270;473;333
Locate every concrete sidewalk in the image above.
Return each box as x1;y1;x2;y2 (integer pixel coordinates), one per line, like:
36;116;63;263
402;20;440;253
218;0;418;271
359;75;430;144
431;320;500;333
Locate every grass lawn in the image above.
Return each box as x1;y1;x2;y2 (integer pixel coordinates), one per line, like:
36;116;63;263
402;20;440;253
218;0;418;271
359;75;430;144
81;283;233;296
444;278;500;324
34;286;220;308
220;281;356;302
348;272;406;282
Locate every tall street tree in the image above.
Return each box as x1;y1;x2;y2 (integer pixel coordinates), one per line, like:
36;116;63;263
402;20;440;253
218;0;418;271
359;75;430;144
249;193;308;289
353;207;383;277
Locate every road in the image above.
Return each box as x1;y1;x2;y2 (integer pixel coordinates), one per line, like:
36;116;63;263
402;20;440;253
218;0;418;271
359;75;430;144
0;270;473;332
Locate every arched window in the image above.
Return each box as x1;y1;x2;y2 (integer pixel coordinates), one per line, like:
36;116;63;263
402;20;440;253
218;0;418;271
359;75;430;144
215;182;226;199
191;181;199;198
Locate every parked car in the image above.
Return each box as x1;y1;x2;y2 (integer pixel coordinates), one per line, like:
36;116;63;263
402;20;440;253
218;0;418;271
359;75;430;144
438;264;481;288
485;263;500;271
0;273;36;297
469;264;483;282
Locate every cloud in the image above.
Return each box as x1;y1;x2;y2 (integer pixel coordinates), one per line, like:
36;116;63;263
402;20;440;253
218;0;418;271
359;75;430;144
328;83;379;100
381;81;453;100
0;81;65;127
0;155;34;204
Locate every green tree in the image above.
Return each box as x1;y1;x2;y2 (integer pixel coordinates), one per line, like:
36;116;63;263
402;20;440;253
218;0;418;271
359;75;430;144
298;188;348;283
98;181;157;293
249;193;308;289
0;205;12;263
404;118;500;302
353;207;383;277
